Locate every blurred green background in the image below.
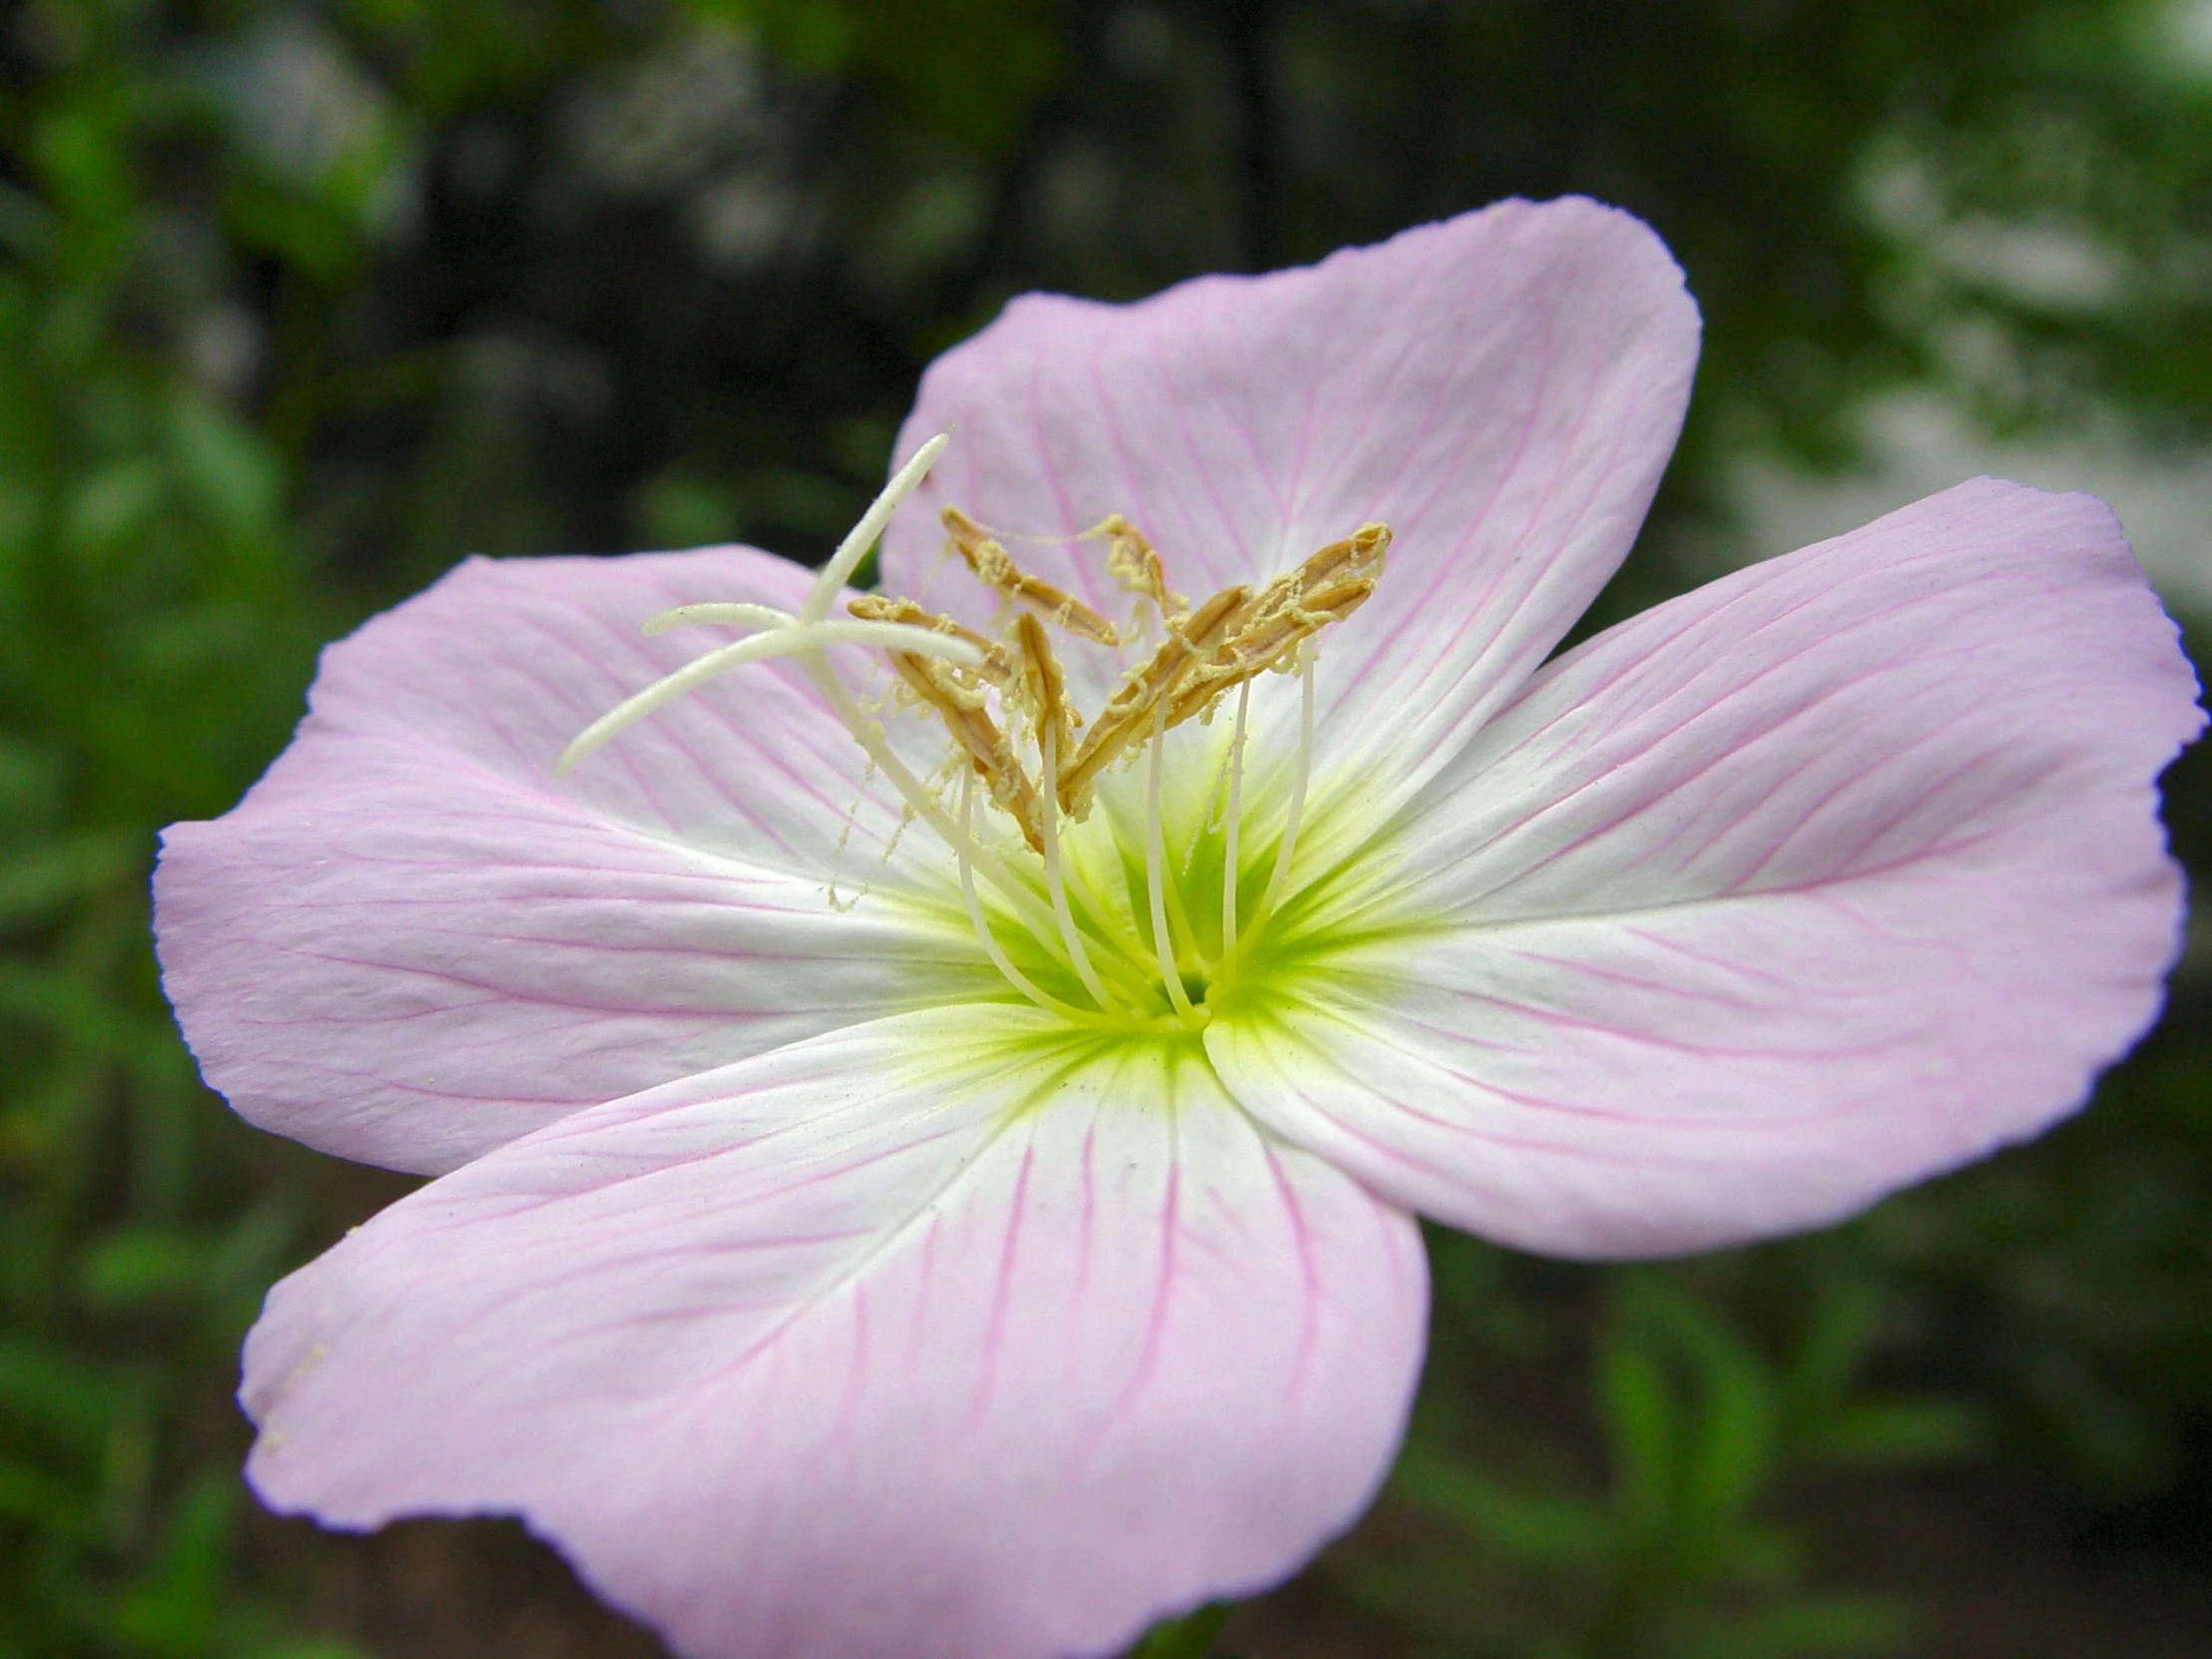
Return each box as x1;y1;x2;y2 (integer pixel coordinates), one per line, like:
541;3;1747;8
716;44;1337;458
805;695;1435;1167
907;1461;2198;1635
5;1;2212;1654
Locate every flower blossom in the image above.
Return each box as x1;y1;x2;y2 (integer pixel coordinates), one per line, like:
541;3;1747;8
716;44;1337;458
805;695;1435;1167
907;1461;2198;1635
155;199;2202;1659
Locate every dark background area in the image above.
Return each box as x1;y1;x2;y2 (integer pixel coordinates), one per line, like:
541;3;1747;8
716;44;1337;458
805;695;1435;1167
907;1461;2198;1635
5;1;2212;1654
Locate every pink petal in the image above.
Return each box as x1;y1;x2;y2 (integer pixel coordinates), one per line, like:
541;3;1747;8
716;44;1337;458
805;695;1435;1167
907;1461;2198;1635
268;546;905;871
156;744;964;1174
242;1009;1427;1659
880;197;1699;799
156;547;956;1175
1209;480;2203;1258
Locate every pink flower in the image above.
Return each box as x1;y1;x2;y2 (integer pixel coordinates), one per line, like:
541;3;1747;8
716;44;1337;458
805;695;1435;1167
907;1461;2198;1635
155;199;2202;1659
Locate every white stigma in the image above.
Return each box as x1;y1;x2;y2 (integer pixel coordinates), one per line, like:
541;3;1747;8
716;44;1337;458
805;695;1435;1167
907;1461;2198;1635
801;433;949;625
556;616;983;776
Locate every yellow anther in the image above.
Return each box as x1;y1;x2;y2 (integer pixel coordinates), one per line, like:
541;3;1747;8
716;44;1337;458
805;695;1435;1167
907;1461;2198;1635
830;499;1383;865
942;506;1120;646
1157;524;1389;727
1297;521;1391;589
1014;612;1080;772
847;594;1015;685
1217;522;1390;641
1093;514;1187;623
1165;573;1381;728
1057;583;1248;814
881;648;1044;853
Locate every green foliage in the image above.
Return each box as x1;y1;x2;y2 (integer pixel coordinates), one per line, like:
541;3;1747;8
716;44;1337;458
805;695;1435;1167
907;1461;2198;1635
1341;1251;1975;1659
683;0;1061;149
0;3;343;1651
1125;1602;1231;1659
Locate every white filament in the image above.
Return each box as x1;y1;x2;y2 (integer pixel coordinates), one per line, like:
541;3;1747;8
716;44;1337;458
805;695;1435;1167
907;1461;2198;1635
1146;700;1199;1021
1037;723;1121;1010
796;656;1066;951
956;772;1097;1022
1220;679;1250;955
1251;655;1316;932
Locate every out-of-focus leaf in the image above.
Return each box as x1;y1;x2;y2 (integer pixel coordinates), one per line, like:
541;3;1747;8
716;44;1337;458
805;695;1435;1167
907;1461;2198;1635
0;831;140;928
110;1471;234;1656
61;460;164;565
1783;1279;1883;1418
1690;1591;1915;1659
1597;1331;1677;1529
78;1227;213;1312
0;1461;97;1538
0;961;167;1069
0;181;56;262
1806;1398;1982;1465
686;0;1059;149
0;1336;123;1450
167;397;281;546
1626;1276;1783;1527
1393;1446;1613;1566
1125;1602;1228;1659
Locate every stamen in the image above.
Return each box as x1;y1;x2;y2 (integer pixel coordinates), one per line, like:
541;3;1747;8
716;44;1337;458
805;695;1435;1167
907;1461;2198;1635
1037;721;1121;1011
797;656;1065;949
1164;568;1382;728
956;772;1099;1023
1221;678;1250;954
1145;699;1200;1023
943;506;1120;645
572;432;1077;950
1251;651;1317;934
573;431;1382;1035
880;648;1043;852
1293;521;1391;590
556;618;983;775
1094;514;1187;624
1015;613;1079;788
1058;583;1248;813
846;594;1014;685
